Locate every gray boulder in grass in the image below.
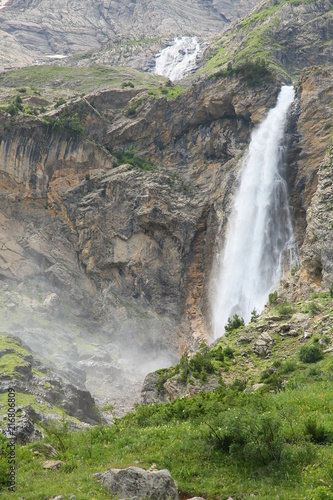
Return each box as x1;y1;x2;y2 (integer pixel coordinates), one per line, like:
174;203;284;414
95;466;179;499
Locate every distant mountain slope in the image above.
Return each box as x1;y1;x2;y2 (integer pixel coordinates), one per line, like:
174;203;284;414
200;0;333;78
0;0;261;69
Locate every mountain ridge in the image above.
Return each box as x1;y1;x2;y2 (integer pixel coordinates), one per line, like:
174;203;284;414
0;0;261;69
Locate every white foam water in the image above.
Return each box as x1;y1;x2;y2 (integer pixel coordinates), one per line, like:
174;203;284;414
0;0;10;9
154;36;201;81
213;85;296;336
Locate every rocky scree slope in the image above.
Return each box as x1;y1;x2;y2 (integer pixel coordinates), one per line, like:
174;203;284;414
142;282;333;404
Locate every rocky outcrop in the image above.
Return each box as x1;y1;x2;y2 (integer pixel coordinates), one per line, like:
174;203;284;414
95;466;179;500
0;335;100;424
141;371;220;405
2;406;42;444
0;110;115;198
253;333;274;357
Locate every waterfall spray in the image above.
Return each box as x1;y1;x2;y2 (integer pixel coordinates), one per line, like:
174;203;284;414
154;36;201;81
213;85;296;337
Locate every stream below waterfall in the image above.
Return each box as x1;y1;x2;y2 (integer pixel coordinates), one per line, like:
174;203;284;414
213;85;297;336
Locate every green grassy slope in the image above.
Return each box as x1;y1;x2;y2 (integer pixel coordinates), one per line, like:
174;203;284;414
197;0;333;81
1;292;333;499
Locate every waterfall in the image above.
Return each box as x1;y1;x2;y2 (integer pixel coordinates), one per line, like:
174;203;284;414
154;36;201;81
213;85;296;336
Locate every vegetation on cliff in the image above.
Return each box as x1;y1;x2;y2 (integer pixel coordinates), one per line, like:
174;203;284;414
200;0;333;80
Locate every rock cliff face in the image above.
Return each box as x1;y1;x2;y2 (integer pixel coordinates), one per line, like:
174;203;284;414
285;66;333;298
0;76;281;349
0;73;283;412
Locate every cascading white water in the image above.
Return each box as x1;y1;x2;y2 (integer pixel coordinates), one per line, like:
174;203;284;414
213;85;296;336
154;36;201;81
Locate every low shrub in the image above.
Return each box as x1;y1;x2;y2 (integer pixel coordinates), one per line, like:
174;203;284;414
299;345;324;364
224;346;235;359
269;290;278;305
44;103;86;135
277;301;293;317
304;417;331;444
111;147;156;172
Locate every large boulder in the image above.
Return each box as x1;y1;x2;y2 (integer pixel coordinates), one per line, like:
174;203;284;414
95;466;179;500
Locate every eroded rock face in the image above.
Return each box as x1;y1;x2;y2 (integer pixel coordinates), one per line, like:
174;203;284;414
0;75;281;358
284;66;333;298
0;113;115;198
2;406;42;444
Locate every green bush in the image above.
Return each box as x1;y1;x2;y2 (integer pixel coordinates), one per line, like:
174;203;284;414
235;59;274;87
304;417;331;444
299;345;324;364
156;368;169;393
44;103;86;135
179;351;191;383
250;308;259;322
121;81;135;88
279;360;297;374
230;378;247;392
125;97;146;117
54;97;67;108
5;95;24;116
207;406;284;465
224;346;235;359
307;301;321;317
269;290;278;305
211;345;224;362
111;147;157;172
189;343;215;381
225;314;244;332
